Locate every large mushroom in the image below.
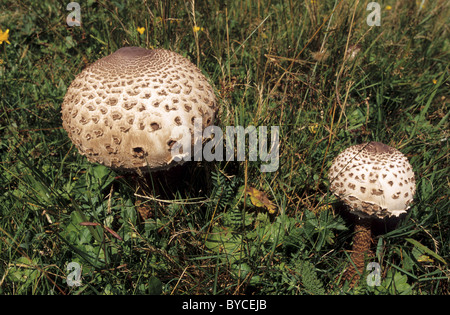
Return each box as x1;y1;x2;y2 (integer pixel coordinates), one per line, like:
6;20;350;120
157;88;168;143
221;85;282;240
328;141;416;286
62;46;217;173
61;47;218;210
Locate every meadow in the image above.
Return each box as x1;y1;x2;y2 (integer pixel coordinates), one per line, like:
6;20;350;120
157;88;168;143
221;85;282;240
0;0;448;295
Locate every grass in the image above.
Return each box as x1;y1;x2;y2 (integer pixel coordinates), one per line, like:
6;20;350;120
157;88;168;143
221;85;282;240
0;0;448;295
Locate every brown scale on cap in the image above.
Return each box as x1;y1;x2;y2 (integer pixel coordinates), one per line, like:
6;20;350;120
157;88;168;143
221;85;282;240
61;47;217;172
329;141;416;219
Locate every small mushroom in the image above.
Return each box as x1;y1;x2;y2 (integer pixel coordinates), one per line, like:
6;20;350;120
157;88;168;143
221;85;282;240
61;46;217;173
328;141;416;286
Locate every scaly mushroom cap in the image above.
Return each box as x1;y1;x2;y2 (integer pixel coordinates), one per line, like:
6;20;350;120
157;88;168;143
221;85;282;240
61;47;217;172
329;142;416;219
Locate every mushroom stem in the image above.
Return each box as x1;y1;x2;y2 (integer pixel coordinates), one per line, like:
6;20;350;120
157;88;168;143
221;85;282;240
345;217;373;286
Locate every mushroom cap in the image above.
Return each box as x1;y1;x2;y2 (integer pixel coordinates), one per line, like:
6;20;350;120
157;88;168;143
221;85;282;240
61;47;217;172
328;142;416;219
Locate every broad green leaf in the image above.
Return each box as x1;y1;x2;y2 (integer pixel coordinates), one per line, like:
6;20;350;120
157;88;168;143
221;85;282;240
405;238;446;265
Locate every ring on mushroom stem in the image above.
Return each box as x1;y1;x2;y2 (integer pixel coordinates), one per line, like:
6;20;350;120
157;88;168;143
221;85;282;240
61;46;218;210
328;141;416;287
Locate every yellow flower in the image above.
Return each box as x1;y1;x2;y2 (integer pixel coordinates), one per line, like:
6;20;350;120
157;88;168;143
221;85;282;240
0;29;10;45
308;123;319;134
432;79;437;84
416;0;426;9
137;27;145;35
314;204;332;214
385;5;392;10
193;26;204;33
